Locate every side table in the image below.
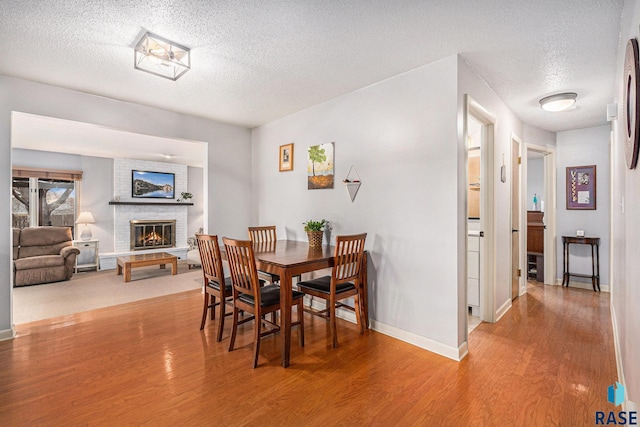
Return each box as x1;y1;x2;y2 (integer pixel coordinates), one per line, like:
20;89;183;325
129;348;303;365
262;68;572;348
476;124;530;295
73;239;100;272
561;236;600;292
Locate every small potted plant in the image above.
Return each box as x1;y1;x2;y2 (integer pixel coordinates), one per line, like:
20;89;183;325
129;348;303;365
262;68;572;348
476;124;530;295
303;219;329;247
178;192;193;203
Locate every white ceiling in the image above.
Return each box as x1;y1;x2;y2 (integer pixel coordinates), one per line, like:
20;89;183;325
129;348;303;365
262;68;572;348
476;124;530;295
0;1;625;159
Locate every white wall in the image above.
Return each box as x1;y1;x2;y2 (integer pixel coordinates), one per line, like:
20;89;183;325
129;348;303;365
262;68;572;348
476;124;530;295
523;124;557;148
252;54;533;358
252;56;462;357
187;166;204;236
610;0;640;407
555;126;610;287
0;75;252;338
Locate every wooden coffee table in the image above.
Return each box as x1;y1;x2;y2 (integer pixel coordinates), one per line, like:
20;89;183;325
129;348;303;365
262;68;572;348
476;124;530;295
116;252;178;282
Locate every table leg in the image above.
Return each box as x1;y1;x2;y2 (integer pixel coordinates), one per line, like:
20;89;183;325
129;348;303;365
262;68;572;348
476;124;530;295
124;264;131;283
117;262;122;276
564;242;570;287
596;243;601;291
562;242;567;286
160;264;166;269
280;268;292;368
171;258;177;275
591;243;596;292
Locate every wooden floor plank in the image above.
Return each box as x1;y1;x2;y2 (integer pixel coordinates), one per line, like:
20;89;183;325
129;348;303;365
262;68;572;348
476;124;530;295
0;281;617;425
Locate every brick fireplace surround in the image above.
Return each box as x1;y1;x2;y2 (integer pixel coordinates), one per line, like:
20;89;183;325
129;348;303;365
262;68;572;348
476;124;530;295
98;158;189;270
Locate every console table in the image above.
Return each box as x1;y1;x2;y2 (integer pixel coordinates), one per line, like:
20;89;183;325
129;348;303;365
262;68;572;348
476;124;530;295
561;236;600;292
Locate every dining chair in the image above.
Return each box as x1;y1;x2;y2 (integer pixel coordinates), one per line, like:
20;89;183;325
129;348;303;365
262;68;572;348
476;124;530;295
223;237;305;368
247;225;281;284
196;234;232;342
297;233;367;348
248;225;301;285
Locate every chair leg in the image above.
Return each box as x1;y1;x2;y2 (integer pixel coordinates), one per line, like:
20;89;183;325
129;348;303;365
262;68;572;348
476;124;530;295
297;300;304;347
229;307;239;352
217;298;226;342
252;314;262;368
354;294;364;335
329;298;338;348
211;295;217;320
200;293;209;330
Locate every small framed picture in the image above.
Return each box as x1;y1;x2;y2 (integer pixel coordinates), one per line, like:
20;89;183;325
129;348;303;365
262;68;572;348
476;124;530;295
566;165;596;210
279;143;294;172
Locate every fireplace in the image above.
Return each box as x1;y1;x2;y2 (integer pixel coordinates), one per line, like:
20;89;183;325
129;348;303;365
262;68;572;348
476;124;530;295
130;220;176;251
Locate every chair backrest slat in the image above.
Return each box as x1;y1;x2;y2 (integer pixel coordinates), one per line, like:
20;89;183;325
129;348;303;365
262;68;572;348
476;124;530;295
248;226;277;243
333;233;367;282
196;234;225;285
223;237;261;305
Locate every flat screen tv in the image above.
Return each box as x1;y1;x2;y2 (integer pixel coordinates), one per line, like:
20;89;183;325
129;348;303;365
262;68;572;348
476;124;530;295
132;170;175;199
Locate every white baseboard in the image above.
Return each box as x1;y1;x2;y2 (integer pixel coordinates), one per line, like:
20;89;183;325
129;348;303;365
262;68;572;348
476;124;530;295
495;298;511;322
370;319;466;361
305;296;466;361
611;305;638;412
0;327;16;341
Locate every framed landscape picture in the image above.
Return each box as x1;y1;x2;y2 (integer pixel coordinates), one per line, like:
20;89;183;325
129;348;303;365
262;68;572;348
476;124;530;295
566;165;596;210
279;143;294;172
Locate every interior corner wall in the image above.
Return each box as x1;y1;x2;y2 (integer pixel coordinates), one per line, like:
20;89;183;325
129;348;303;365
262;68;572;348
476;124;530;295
610;0;640;406
523;124;557;148
0;74;252;336
457;56;524;345
187;166;204;236
252;55;461;355
555;126;611;287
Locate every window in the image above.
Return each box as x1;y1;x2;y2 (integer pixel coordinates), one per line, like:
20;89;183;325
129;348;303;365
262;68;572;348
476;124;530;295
11;167;82;234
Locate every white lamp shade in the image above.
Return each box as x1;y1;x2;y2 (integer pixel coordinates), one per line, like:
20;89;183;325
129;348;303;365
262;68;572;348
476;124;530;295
76;211;96;224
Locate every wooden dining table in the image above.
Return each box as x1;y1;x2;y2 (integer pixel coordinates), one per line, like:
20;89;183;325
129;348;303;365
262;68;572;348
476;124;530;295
251;240;368;367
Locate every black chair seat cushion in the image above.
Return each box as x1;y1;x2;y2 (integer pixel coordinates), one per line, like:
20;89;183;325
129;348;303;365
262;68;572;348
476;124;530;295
238;284;305;307
297;276;355;295
208;276;233;294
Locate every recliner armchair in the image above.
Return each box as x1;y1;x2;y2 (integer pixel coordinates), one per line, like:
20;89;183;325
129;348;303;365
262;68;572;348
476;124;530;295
13;226;80;287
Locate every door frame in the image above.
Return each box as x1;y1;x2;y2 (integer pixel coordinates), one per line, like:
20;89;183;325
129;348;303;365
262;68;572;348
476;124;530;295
465;96;497;323
511;134;524;299
522;143;557;286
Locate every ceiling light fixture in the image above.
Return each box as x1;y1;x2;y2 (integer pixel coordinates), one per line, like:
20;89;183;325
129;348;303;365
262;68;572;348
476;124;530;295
539;92;578;112
134;32;190;81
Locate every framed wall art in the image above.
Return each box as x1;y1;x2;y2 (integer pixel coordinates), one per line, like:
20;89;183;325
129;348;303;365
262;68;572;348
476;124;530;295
623;38;640;169
566;165;596;210
279;143;294;172
307;142;334;189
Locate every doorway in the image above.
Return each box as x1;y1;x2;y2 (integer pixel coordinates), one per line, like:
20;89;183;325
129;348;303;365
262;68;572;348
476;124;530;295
523;143;557;287
466;96;496;330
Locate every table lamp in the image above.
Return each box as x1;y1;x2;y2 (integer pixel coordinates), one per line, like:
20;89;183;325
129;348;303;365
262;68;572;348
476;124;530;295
76;211;96;241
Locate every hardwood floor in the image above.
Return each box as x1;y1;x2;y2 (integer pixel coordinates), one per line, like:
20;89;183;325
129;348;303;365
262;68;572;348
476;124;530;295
0;281;616;425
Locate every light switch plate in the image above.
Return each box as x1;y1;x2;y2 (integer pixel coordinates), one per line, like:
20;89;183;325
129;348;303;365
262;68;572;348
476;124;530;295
576;230;585;237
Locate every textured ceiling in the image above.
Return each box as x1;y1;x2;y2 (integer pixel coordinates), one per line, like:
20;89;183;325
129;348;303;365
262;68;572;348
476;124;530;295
0;1;624;133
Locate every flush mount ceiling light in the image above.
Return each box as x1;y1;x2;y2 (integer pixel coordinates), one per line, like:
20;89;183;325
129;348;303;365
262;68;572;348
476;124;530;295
539;92;578;112
134;32;190;81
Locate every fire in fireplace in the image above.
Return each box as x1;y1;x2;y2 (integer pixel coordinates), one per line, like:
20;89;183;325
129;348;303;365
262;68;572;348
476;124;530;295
130;220;176;251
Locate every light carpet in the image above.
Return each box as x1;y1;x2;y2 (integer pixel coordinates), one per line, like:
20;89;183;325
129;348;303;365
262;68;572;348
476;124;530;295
13;262;203;324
